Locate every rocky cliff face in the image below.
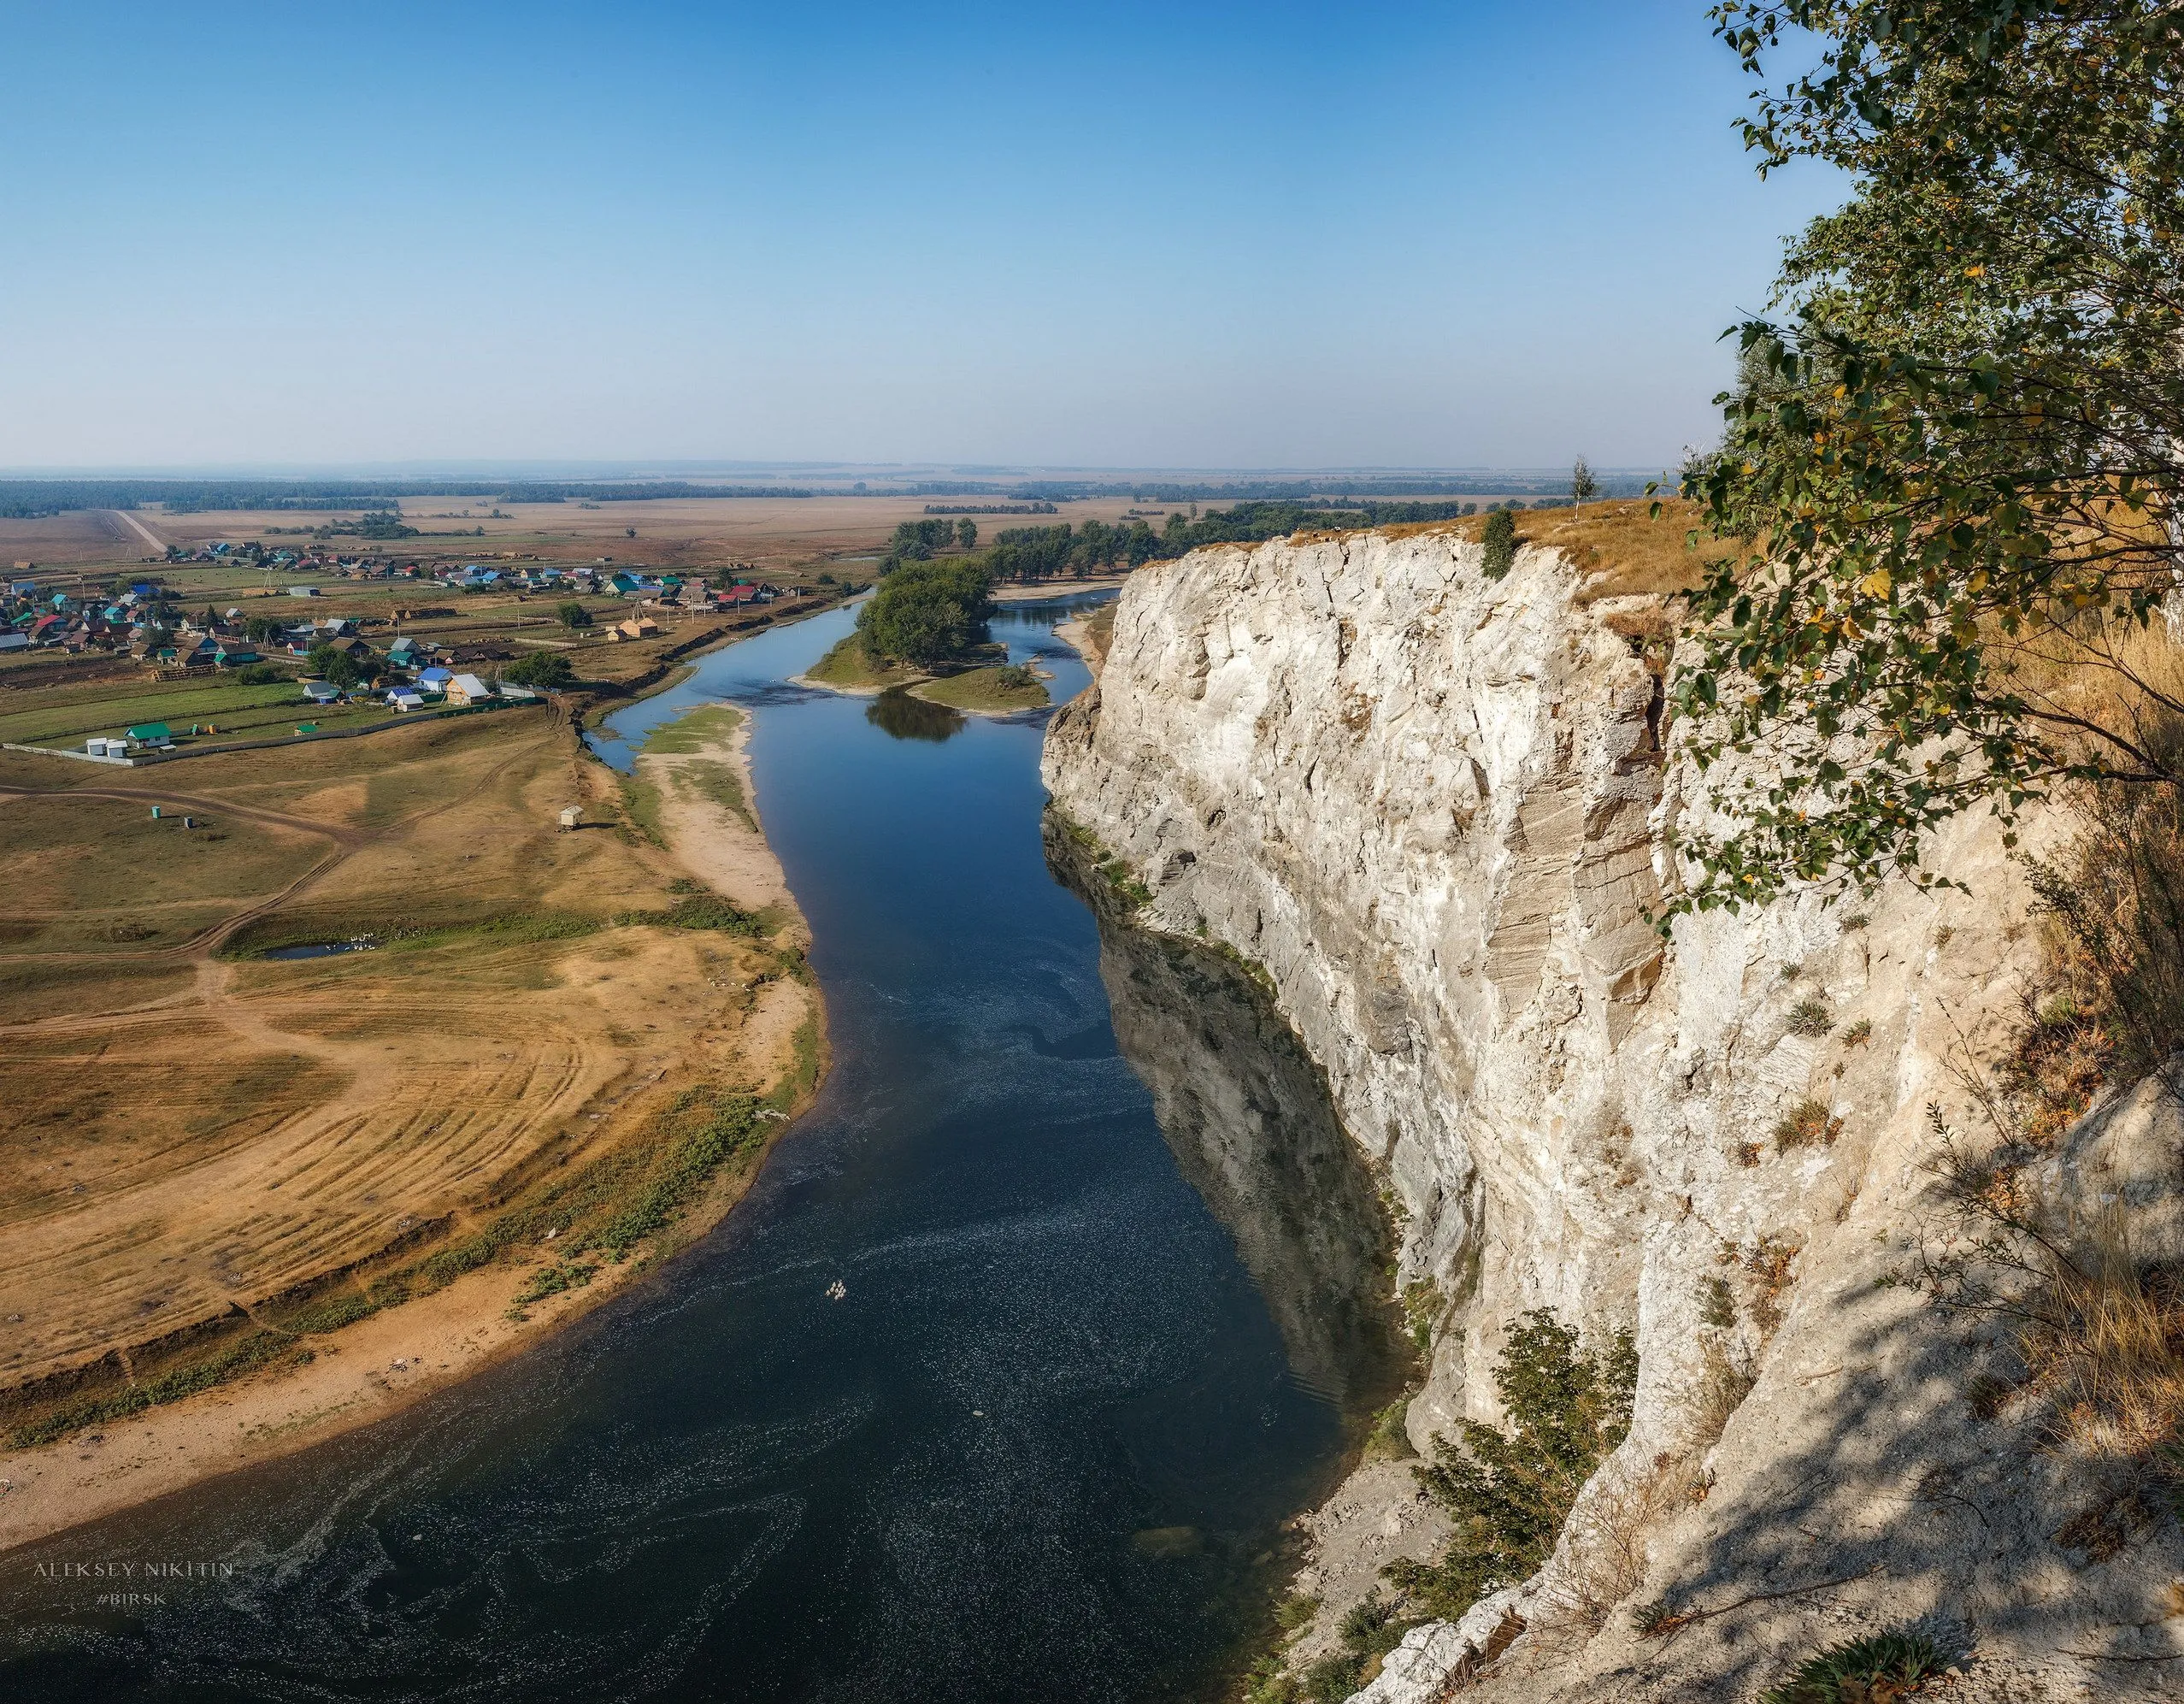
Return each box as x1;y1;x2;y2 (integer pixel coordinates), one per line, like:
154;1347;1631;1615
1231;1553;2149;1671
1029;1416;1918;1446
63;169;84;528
1042;531;2183;1700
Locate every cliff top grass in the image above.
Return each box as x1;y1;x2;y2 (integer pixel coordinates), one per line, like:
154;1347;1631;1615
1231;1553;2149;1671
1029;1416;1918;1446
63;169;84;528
910;663;1048;713
1416;498;1733;604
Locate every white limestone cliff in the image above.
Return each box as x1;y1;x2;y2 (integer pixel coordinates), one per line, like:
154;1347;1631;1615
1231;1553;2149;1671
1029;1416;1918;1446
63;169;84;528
1041;530;2183;1700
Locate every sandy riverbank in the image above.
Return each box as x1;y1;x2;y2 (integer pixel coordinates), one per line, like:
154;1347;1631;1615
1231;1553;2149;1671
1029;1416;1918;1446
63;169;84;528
0;716;823;1557
991;575;1131;602
1053;616;1104;676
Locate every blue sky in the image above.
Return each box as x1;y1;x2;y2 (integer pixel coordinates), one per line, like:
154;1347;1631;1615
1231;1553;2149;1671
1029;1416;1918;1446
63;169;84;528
0;1;1840;470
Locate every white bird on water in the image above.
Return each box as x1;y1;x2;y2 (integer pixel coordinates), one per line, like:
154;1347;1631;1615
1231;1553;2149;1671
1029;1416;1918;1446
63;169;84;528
825;1279;846;1301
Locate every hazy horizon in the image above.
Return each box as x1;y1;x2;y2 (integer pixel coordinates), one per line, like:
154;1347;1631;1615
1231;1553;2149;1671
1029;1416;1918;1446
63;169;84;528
0;458;1675;481
5;1;1840;470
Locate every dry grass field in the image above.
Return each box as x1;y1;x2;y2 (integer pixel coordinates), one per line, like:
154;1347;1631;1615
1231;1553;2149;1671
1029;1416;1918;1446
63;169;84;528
0;708;819;1454
0;507;152;567
3;491;1178;581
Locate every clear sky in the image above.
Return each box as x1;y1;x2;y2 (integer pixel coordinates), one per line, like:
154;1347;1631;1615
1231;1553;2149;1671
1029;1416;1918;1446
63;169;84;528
0;1;1840;472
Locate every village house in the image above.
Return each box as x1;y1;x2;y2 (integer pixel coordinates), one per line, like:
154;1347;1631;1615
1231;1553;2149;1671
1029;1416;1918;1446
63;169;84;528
444;672;493;705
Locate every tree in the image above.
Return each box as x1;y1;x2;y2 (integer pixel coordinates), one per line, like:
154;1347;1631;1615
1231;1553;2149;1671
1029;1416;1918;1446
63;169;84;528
957;518;978;551
1569;457;1598;514
1387;1312;1637;1619
855;558;994;667
1671;1;2184;913
556;600;592;629
307;642;372;688
880;518;961;574
244;615;284;643
503;650;576;689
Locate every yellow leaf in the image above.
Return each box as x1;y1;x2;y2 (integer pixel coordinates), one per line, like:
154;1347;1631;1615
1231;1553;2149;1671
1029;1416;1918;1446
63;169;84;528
1859;569;1893;599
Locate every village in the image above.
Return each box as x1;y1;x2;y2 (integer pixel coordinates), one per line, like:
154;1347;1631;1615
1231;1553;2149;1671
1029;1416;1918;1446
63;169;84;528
0;553;811;761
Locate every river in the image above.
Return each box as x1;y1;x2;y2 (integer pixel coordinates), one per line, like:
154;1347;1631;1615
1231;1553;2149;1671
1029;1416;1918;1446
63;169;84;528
0;593;1401;1703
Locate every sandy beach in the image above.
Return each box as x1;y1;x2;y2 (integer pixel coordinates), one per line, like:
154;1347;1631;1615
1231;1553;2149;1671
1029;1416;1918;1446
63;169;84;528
991;575;1130;602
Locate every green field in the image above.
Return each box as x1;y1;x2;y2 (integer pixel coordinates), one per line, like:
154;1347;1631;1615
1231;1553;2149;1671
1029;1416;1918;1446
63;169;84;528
0;682;308;746
910;665;1049;712
641;702;743;754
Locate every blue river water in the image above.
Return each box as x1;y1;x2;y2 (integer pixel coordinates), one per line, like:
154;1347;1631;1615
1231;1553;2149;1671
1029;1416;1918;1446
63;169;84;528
0;594;1395;1702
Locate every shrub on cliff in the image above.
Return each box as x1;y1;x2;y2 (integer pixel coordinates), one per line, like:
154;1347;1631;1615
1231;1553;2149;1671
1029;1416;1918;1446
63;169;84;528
1386;1310;1638;1619
1480;508;1518;581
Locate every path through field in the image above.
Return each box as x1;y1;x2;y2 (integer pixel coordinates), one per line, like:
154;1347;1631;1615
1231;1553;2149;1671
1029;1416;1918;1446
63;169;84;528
108;509;163;552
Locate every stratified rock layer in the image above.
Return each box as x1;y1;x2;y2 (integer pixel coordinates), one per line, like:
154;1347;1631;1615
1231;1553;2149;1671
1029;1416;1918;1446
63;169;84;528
1043;530;2183;1701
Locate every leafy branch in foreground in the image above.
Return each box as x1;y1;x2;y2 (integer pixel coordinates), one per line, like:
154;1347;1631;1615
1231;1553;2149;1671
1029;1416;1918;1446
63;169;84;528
1664;1;2184;914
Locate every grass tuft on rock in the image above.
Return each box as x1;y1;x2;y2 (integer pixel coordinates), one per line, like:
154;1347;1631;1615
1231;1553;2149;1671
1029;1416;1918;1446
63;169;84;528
1757;1628;1950;1704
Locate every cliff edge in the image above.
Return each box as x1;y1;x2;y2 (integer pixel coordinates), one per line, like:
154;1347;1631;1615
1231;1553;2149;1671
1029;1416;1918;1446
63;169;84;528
1042;528;2183;1700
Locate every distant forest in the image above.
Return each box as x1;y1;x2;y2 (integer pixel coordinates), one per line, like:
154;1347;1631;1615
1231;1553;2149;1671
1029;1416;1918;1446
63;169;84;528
0;480;827;517
1004;475;1660;504
884;498;1504;583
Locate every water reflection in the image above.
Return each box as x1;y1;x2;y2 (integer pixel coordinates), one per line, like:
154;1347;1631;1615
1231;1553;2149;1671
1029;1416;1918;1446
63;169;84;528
1045;818;1409;1416
865;688;964;743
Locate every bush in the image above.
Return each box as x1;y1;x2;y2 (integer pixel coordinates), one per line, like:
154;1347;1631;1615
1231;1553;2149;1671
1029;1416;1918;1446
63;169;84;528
556;600;592;628
503;650;576;689
1298;1654;1361;1704
233;663;283;686
1387;1310;1637;1619
995;663;1035;689
1481;510;1519;581
614;886;763;936
1757;1629;1949;1704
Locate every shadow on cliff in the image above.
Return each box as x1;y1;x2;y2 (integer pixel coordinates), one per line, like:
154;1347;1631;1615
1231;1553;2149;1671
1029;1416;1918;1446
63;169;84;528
1045;813;1410;1422
1579;1240;2184;1695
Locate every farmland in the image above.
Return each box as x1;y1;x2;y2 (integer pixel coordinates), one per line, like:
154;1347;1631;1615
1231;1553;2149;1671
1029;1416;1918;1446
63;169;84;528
0;696;821;1478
